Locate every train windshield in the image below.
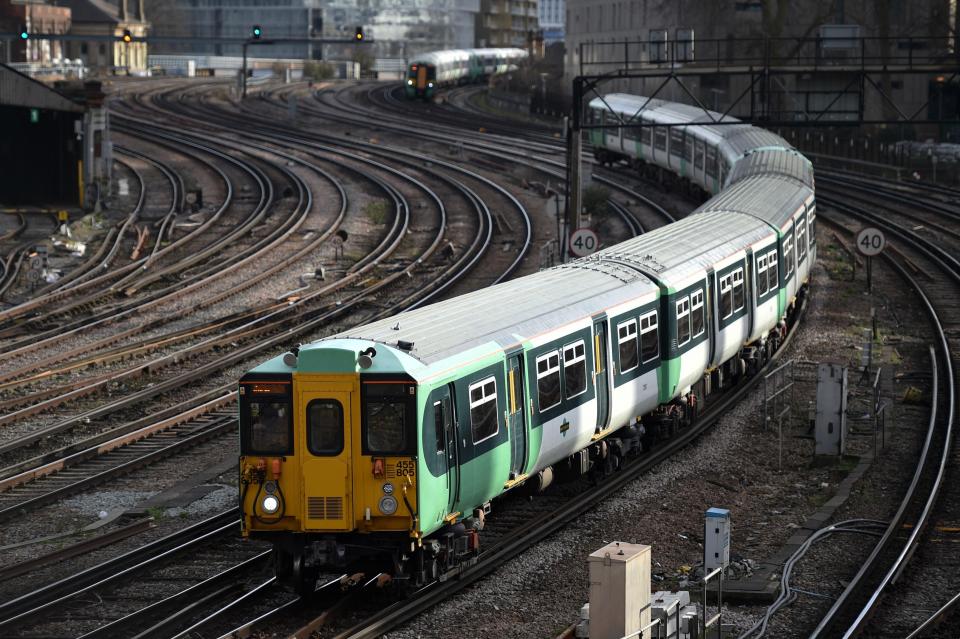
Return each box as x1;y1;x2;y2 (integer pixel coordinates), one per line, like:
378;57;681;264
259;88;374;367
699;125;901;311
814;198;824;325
363;382;415;455
240;381;293;455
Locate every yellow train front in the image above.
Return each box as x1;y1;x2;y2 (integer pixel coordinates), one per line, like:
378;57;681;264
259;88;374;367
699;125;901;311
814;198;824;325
238;342;423;595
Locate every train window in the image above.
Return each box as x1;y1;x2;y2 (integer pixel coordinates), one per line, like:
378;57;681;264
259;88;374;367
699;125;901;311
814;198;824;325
797;220;807;262
617;320;639;373
245;399;292;455
756;253;768;297
784;234;795;276
364;383;411;454
768;251;779;288
670;129;683;155
536;352;561;411
640;311;659;362
690;290;704;337
640;124;652;145
307;399;344;456
676;297;691;346
732;268;745;311
469;377;499;444
719;274;733;319
808;211;817;245
433;400;445;453
705;146;717;177
654;127;667;151
684;134;694;161
695;140;704;169
563;341;587;399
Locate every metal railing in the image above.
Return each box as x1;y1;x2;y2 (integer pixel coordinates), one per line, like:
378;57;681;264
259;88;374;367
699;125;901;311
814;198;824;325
763;359;795;471
579;35;958;74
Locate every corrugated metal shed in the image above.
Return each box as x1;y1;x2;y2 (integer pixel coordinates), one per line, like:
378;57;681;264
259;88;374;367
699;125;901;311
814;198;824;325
0;63;83;113
335;260;657;365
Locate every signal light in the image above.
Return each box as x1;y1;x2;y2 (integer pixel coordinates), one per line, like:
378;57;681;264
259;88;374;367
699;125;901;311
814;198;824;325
19;25;28;40
251;25;262;39
122;29;132;43
354;26;364;41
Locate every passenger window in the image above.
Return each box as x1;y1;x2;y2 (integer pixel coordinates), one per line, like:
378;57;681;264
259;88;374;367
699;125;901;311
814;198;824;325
617;320;639;373
364;383;410;454
676;298;691;346
768;251;779;288
641;123;651;145
536;352;562;411
640;311;659;362
433;400;445;453
307;399;343;456
808;213;817;245
732;268;745;311
654;127;667;151
563;341;588;399
690;290;704;338
784;234;795;276
695;140;704;169
756;254;768;297
720;275;733;319
797;220;807;262
469;377;498;443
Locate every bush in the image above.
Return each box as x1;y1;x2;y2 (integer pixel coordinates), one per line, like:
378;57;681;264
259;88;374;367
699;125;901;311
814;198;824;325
303;60;335;81
271;61;288;77
582;185;611;217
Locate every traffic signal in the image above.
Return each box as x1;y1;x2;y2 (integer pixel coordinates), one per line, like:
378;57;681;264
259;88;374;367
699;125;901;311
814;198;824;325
19;24;28;40
122;29;132;43
354;26;364;41
251;25;262;39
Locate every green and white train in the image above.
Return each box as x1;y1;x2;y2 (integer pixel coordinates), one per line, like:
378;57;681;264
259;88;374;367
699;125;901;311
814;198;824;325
404;48;527;99
238;94;816;593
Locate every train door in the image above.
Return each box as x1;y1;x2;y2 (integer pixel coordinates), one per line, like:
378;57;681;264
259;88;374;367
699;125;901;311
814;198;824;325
297;376;355;531
432;385;459;514
592;317;610;430
506;351;527;478
416;65;428;93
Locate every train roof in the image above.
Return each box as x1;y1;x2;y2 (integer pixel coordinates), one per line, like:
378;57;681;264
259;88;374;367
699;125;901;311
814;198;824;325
331;259;657;370
700;175;813;230
726;149;814;188
587;209;774;290
409;48;526;65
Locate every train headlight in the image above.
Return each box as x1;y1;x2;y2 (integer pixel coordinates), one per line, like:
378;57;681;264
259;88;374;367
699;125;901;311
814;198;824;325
378;495;398;515
407;79;413;85
261;494;280;514
428;82;434;88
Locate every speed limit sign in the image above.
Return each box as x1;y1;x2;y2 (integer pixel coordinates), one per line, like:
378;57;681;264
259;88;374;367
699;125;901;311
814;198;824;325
569;228;599;257
856;227;886;256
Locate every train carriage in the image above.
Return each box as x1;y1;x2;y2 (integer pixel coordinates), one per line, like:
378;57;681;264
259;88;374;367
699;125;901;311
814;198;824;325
405;48;526;100
240;92;817;594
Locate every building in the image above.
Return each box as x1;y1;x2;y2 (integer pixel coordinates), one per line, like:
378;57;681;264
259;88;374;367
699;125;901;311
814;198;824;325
477;0;539;48
539;0;564;43
61;0;149;74
0;0;71;65
563;0;956;123
148;0;480;66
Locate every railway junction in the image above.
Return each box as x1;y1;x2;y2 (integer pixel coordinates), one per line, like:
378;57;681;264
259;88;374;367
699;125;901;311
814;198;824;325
1;6;959;639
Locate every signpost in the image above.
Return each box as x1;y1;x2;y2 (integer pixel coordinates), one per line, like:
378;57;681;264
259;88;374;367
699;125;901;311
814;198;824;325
569;228;598;258
855;227;885;292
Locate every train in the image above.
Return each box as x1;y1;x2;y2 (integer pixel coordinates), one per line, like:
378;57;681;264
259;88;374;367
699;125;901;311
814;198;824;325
238;93;816;595
404;48;527;99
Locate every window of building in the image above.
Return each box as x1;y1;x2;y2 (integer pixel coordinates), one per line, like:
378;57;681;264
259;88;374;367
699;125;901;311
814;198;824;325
469;377;499;443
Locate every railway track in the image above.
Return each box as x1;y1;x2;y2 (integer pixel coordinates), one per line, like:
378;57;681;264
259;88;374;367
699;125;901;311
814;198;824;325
800;178;959;638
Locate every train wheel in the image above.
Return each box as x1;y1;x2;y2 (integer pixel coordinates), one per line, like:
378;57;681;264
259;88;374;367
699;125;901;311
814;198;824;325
292;553;318;599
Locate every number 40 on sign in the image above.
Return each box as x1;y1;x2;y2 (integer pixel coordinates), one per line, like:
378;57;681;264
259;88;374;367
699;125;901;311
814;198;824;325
569;228;599;257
